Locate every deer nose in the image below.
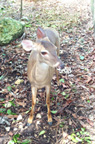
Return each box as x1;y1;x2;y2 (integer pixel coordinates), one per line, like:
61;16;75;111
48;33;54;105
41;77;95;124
57;61;65;71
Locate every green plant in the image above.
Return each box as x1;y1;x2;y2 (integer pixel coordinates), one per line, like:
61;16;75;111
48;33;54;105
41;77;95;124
8;134;31;144
59;78;65;83
39;130;46;136
71;128;91;143
7;86;12;91
61;91;69;99
0;108;6;113
12;134;20;143
3;100;16;108
7;109;16;115
25;23;32;28
59;122;64;128
87;99;90;103
51;110;57;114
0;98;17;115
0;75;4;80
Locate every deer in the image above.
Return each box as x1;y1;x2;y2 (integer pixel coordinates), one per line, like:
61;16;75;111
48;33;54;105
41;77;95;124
21;27;64;125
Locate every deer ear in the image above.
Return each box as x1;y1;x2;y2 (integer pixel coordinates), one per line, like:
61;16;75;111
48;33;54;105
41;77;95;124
43;37;50;42
21;40;35;51
37;27;46;39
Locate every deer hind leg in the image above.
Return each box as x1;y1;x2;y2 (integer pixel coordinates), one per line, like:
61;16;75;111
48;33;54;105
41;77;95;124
46;85;52;125
28;86;37;124
55;38;60;85
55;68;60;86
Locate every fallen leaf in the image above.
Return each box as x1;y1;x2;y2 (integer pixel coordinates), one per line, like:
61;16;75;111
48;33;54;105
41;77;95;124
7;86;12;92
87;118;94;126
51;110;57;114
72;113;77;118
39;130;46;135
16;101;26;107
8;131;14;136
80;55;85;60
84;75;92;83
7;115;18;119
15;79;24;85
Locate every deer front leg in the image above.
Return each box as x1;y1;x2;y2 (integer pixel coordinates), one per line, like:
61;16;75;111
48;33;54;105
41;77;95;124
55;68;60;85
46;85;52;125
28;86;37;124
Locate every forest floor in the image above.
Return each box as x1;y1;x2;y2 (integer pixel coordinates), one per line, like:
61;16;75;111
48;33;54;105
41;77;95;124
0;0;95;144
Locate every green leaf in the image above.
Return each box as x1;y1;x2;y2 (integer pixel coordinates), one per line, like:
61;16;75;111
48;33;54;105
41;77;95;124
39;130;46;136
13;134;20;143
25;24;31;28
13;133;20;138
9;61;12;64
59;122;64;128
59;79;65;83
2;53;6;56
59;124;63;128
87;100;90;103
51;110;57;114
7;109;12;115
76;132;80;136
4;100;16;108
25;107;31;114
51;25;57;28
4;102;12;108
9;101;16;107
0;108;6;113
0;75;4;80
12;85;15;88
84;68;87;71
84;137;91;140
51;97;54;101
7;86;12;92
75;137;82;142
81;127;85;132
8;140;14;144
80;55;85;60
7;109;16;115
22;139;31;144
65;94;69;99
71;135;79;143
61;91;66;96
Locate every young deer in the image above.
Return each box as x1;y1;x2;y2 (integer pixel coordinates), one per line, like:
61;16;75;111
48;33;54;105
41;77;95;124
21;27;63;125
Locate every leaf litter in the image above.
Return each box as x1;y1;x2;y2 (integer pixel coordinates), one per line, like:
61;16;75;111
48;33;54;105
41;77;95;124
0;0;95;143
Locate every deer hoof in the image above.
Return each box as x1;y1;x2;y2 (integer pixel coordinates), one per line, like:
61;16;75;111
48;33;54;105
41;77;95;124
27;123;31;126
48;122;52;126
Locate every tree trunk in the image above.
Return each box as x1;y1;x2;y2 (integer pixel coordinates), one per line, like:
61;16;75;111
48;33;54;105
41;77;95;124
20;0;23;19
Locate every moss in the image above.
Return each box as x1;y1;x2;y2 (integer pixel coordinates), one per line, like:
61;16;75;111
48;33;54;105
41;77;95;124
0;17;25;45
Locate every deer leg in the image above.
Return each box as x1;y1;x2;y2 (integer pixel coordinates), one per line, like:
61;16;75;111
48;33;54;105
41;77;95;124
55;68;59;85
56;42;60;86
46;85;52;125
28;86;37;124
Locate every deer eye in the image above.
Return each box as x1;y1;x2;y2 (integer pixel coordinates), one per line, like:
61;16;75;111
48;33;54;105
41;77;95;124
41;52;48;55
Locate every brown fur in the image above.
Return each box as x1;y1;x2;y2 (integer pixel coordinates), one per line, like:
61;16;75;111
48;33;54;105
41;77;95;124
22;28;61;125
